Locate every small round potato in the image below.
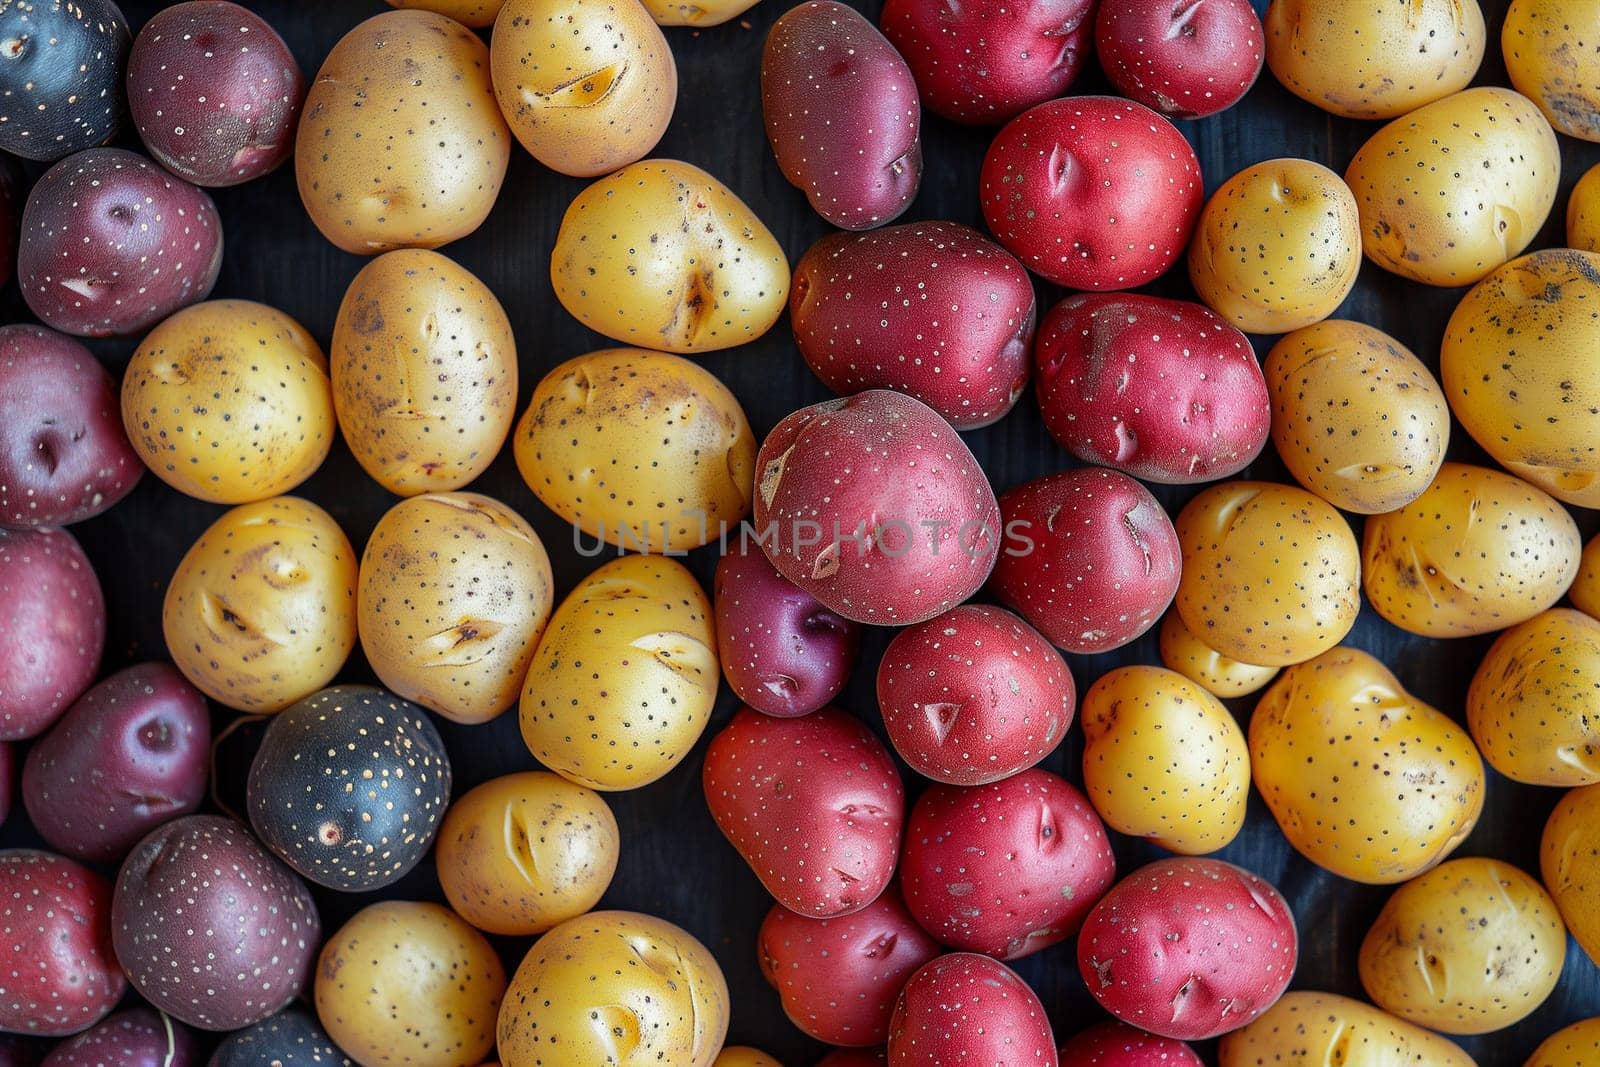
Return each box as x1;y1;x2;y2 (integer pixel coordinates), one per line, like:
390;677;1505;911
121;300;333;504
359;492;554;725
1157;610;1279;699
1218;991;1478;1067
1265;320;1449;515
1573;532;1600;620
714;1050;783;1067
1469;609;1600;787
551;160;790;353
163;496;358;713
1527;1017;1600;1067
387;0;505;28
435;771;619;935
332;249;517;496
514;349;755;553
1359;857;1565;1034
1362;463;1580;638
1504;0;1600;141
1543;783;1600;966
1187;159;1361;334
640;0;759;25
1569;163;1600;252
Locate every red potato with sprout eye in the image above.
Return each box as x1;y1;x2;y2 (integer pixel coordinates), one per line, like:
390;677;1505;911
888;953;1057;1066
1095;0;1264;119
0;850;126;1036
1058;1022;1204;1066
0;527;105;742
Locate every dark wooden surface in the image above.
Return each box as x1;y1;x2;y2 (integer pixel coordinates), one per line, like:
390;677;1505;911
2;0;1597;1063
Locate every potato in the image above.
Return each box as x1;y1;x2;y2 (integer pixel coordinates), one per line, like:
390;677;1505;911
388;0;504;28
1359;857;1564;1034
1080;666;1249;855
211;1009;353;1067
1569;163;1600;251
1217;991;1477;1067
1058;1023;1202;1067
295;11;510;254
1252;647;1485;884
497;911;728;1067
1541;782;1600;965
1187;159;1360;334
520;554;716;790
331;249;517;496
0;850;125;1036
1575;532;1600;619
888;954;1056;1065
514;349;755;553
1265;319;1449;514
46;1007;197;1067
1526;1017;1600;1066
0;527;105;741
1157;610;1278;700
1174;481;1360;668
715;1051;782;1067
1504;0;1600;140
163;496;358;713
1469;609;1600;786
490;0;676;177
1362;462;1580;638
122;300;333;504
1345;87;1558;287
551;160;789;353
641;0;758;24
0;0;129;163
1096;0;1262;119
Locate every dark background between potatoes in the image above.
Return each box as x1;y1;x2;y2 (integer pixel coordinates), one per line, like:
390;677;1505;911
2;0;1597;1063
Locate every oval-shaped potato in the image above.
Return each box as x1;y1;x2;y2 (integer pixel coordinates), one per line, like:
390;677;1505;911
121;300;333;505
163;496;358;713
1541;782;1600;966
1344;87;1558;287
1569;163;1600;252
640;0;758;24
1526;1017;1600;1066
1469;609;1600;787
1217;991;1477;1067
1362;462;1580;638
331;249;517;496
520;554;716;790
1574;532;1600;620
490;0;676;177
296;10;511;254
1187;158;1361;334
514;349;755;553
388;0;506;27
1157;610;1279;700
1252;647;1485;884
1504;0;1600;141
551;160;789;353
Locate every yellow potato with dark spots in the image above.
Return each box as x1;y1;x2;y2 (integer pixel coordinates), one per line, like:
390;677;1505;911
1543;783;1600;966
1505;0;1600;141
640;0;760;25
713;1050;783;1067
1469;608;1600;787
1572;532;1600;620
1219;991;1478;1067
1526;1017;1600;1066
1157;610;1279;699
387;0;504;28
1568;163;1600;251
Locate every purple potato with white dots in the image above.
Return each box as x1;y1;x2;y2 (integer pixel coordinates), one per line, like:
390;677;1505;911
0;0;130;161
206;1006;354;1067
39;1008;197;1067
111;815;321;1031
18;147;223;337
0;526;105;741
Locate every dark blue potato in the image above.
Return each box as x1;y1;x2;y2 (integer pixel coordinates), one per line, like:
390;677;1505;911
0;526;104;741
207;1006;354;1067
247;684;452;892
39;1008;197;1067
0;0;130;161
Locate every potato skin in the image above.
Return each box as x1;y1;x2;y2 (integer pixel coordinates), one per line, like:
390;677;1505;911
639;0;758;25
888;954;1057;1066
1569;162;1600;251
1157;610;1278;700
0;527;105;741
1526;1017;1600;1066
1541;782;1600;966
1057;1023;1202;1067
1217;991;1477;1067
1095;0;1263;119
1469;609;1600;786
1504;0;1600;140
1574;532;1600;620
387;0;504;27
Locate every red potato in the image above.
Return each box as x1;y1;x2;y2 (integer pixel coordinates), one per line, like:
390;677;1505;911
0;527;105;742
980;97;1203;290
1095;0;1264;119
1033;293;1270;484
703;706;905;918
39;1008;197;1067
753;390;1001;626
758;884;942;1046
762;1;921;229
877;604;1074;786
888;953;1058;1066
1058;1022;1203;1066
791;222;1036;430
1077;858;1298;1041
988;468;1181;653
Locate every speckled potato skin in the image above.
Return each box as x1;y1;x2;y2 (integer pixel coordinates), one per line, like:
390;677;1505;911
1057;1022;1203;1067
496;910;729;1067
887;954;1057;1066
1173;480;1360;668
387;0;504;27
1526;1017;1600;1066
1217;991;1478;1067
1504;0;1600;140
316;901;505;1067
0;850;125;1036
1080;666;1249;855
435;771;619;935
1265;320;1448;514
359;492;553;724
714;1050;783;1067
0;526;106;741
520;554;716;790
0;0;130;161
210;1006;355;1067
122;300;333;504
639;0;756;23
1251;647;1485;884
1469;609;1600;787
550;160;789;352
43;1007;198;1067
1575;532;1600;620
1345;87;1558;287
332;249;517;496
1095;0;1263;119
1362;462;1580;638
1541;782;1600;966
295;10;510;254
162;496;358;713
1569;163;1600;251
1157;611;1278;699
514;349;755;552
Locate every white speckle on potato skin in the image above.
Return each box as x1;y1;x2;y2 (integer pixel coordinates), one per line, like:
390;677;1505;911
887;952;1056;1063
0;850;126;1036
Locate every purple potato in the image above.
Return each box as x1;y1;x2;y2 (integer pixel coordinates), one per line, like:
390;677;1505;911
23;663;210;863
0;0;130;162
0;742;11;828
18;148;223;336
112;815;321;1031
0;527;105;741
127;2;304;187
40;1009;197;1067
0;326;142;527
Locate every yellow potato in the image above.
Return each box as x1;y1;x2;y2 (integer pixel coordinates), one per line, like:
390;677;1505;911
1569;163;1600;251
1080;665;1249;855
331;249;517;496
640;0;759;25
520;554;716;790
1504;0;1600;141
1573;531;1600;619
1174;480;1360;668
316;901;506;1067
713;1050;783;1067
435;771;619;935
1186;159;1360;334
1441;249;1600;507
358;492;553;725
1264;0;1485;119
386;0;504;28
1157;610;1278;699
551;159;789;353
1265;320;1449;515
1218;991;1478;1067
1251;647;1485;884
1469;608;1600;787
1345;87;1559;287
1359;857;1565;1034
514;349;755;553
497;911;728;1067
1525;1017;1600;1066
163;496;358;713
121;300;332;504
296;11;511;254
1541;782;1600;966
1362;462;1580;638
